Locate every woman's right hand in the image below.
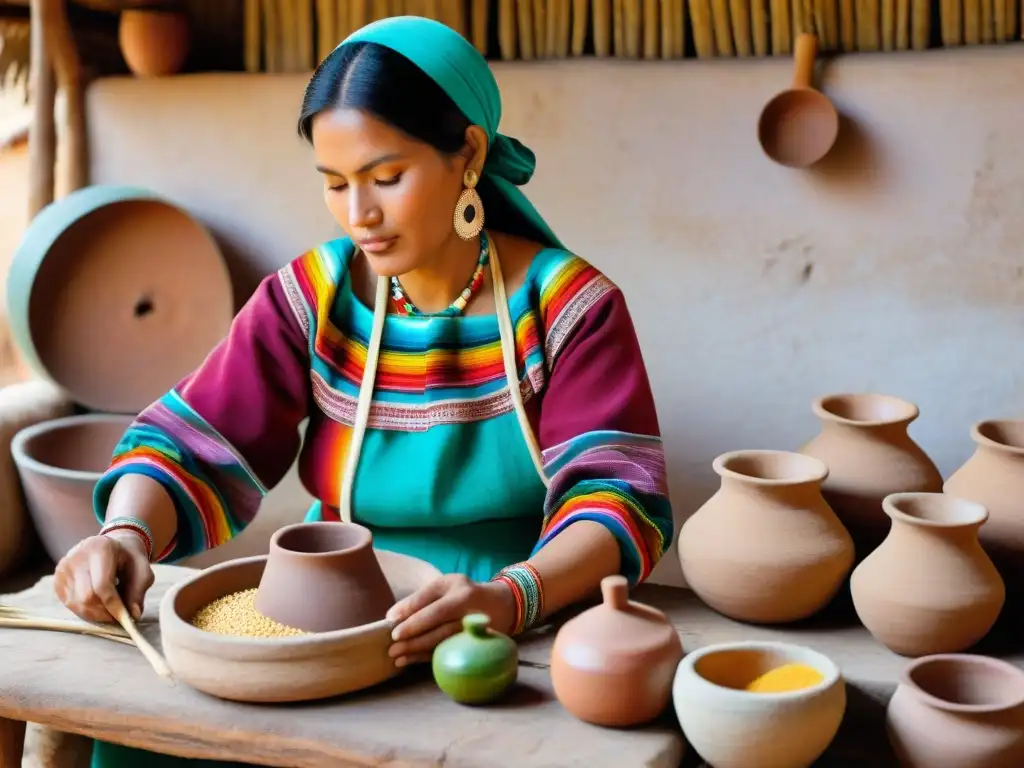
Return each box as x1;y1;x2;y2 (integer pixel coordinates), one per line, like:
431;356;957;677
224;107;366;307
54;532;154;623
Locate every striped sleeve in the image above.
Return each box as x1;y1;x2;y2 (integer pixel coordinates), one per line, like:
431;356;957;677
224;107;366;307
531;255;673;585
92;246;341;561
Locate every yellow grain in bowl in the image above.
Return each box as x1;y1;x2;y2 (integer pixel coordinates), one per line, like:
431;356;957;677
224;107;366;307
745;663;824;693
190;588;308;638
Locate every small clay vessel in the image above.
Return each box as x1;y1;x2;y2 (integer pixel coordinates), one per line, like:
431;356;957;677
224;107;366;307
550;575;683;727
850;493;1004;657
119;9;190;77
678;450;854;624
944;419;1024;589
887;654;1024;767
432;613;518;705
253;522;396;633
799;393;943;556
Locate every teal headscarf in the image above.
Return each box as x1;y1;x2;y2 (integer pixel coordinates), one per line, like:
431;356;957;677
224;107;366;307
340;16;564;250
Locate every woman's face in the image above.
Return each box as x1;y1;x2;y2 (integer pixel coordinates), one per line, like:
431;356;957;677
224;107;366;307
311;107;472;277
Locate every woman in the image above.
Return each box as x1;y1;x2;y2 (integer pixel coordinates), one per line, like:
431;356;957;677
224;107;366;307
53;16;673;768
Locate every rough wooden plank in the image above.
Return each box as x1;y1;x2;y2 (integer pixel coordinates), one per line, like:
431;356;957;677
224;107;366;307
0;567;684;768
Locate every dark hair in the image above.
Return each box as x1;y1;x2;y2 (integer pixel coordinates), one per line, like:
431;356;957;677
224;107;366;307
297;42;547;243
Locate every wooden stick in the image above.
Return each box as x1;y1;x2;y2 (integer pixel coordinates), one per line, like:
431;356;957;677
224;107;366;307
911;0;929;46
964;0;980;41
711;0;734;54
731;0;752;53
816;0;839;49
940;0;962;44
473;0;490;53
644;0;660;56
624;0;641;55
573;0;590;53
751;0;768;53
981;0;994;40
857;0;881;48
27;0;54;217
108;593;174;680
690;0;715;54
896;0;910;47
839;0;855;48
993;0;1006;38
1007;0;1016;41
771;0;791;52
882;0;895;46
0;617;136;646
593;0;612;53
518;0;536;57
245;0;262;70
0;605;131;637
499;0;516;57
40;0;87;194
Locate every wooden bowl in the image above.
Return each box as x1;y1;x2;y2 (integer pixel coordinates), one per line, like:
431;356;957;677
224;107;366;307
159;550;442;703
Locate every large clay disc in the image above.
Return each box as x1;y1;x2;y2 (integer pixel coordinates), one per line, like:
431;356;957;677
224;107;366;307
7;185;234;414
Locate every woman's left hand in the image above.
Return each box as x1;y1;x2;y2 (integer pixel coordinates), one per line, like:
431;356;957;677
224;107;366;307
386;574;517;667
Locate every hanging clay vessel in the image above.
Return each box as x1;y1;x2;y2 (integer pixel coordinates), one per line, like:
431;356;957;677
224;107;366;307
678;449;854;624
673;641;846;768
119;9;190;77
550;575;683;727
944;419;1024;589
850;492;1004;657
11;413;135;563
887;654;1024;767
799;393;943;556
432;613;518;705
253;522;396;633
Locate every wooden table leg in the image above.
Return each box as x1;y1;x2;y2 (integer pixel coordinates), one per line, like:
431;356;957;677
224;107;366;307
0;717;26;768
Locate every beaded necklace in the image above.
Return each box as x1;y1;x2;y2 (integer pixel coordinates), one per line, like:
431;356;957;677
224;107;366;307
389;232;490;317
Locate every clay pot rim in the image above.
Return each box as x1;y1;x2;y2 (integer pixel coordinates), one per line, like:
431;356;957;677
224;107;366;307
674;640;843;702
901;653;1024;714
882;492;988;529
160;551;441;659
970;419;1024;455
713;449;829;487
268;520;372;559
812;393;919;427
10;412;135;482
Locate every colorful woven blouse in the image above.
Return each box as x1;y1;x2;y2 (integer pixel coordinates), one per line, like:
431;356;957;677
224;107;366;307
92;238;674;586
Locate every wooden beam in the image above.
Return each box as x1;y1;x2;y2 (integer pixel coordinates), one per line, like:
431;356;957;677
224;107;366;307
42;0;88;193
28;0;56;217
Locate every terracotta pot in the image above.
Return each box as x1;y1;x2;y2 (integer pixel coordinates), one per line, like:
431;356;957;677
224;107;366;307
678;450;854;624
253;522;397;633
7;186;233;415
799;393;943;555
673;641;846;768
944;419;1024;588
119;9;190;77
850;492;1004;657
161;550;442;702
11;413;135;563
887;654;1024;767
550;575;683;727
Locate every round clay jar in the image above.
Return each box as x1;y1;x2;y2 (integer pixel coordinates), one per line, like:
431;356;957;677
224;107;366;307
432;613;518;705
550;575;684;727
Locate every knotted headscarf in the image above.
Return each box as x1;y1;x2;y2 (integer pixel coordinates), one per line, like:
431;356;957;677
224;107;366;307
340;16;564;249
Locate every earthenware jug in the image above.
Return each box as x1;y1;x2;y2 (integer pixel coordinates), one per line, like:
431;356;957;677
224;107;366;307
887;654;1024;767
799;393;943;556
550;575;683;727
253;522;396;633
678;449;854;624
850;493;1004;656
674;641;846;768
432;613;518;704
944;419;1024;589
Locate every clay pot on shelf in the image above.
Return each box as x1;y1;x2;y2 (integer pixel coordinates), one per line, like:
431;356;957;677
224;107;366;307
11;413;135;563
850;492;1004;657
119;9;190;77
160;549;443;702
550;575;683;727
887;654;1024;767
253;522;397;633
944;419;1024;589
677;449;854;624
432;613;518;705
799;393;943;556
673;641;846;768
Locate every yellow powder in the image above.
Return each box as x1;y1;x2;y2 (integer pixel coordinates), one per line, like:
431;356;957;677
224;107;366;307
190;588;307;638
745;663;824;693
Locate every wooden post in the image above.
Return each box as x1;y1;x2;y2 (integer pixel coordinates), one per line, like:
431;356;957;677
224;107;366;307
28;0;57;217
0;718;25;768
43;0;88;194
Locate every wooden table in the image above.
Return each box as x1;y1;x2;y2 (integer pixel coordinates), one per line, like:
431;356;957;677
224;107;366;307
2;566;1021;767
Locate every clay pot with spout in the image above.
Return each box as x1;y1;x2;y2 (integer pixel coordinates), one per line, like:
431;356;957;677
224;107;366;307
850;493;1004;657
799;393;943;556
887;654;1024;767
253;522;396;633
944;419;1024;589
678;449;854;624
549;575;683;727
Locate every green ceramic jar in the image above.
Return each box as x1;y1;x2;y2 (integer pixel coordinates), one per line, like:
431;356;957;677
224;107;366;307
432;613;518;704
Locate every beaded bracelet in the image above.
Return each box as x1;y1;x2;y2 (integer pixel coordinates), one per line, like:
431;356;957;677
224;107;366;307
492;561;545;635
100;516;154;561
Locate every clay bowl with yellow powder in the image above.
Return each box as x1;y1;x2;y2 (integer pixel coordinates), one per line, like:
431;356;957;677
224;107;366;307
673;641;846;768
159;541;442;703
